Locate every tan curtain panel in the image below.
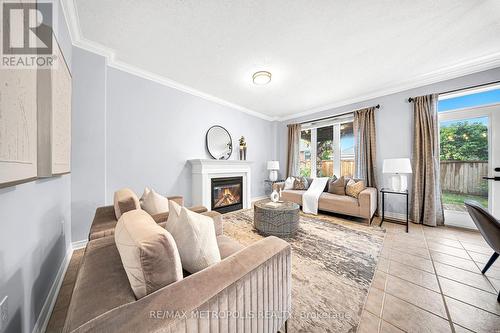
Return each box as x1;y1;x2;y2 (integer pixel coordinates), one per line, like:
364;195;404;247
411;94;444;226
354;107;377;188
286;123;301;177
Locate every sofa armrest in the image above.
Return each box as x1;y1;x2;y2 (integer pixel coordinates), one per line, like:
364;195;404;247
358;187;378;219
272;181;285;192
201;211;223;236
70;237;292;333
167;196;184;206
188;205;208;214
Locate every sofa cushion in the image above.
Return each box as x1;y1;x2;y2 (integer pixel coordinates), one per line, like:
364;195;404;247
319;192;360;216
141;189;169;215
115;210;183;299
281;189;305;205
328;176;346;195
217;235;244;259
64;236;136;332
114;188;141;219
346;179;366;199
168;207;221;273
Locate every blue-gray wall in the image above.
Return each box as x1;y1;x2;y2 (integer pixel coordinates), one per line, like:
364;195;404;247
70;47;107;242
278;67;500;218
70;55;276;242
0;1;72;332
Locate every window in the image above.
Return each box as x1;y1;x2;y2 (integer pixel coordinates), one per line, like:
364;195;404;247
299;116;355;178
340;122;355;177
438;88;500;112
316;126;334;177
299;129;311;177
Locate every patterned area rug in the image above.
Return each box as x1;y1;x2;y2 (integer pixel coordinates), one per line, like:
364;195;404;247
223;209;385;333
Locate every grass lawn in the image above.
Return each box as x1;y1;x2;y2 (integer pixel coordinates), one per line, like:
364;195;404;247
442;191;488;208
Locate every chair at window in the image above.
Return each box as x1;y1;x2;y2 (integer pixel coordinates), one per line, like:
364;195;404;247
464;200;500;302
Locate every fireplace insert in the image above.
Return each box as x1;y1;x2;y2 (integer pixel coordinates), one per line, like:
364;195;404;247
211;176;243;213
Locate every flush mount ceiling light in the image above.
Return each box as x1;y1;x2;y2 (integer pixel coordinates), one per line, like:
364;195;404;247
252;71;272;85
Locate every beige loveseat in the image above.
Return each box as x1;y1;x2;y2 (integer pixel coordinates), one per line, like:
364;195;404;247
64;196;292;333
274;178;377;224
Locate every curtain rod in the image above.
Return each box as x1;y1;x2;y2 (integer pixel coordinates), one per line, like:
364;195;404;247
298;104;380;125
408;80;500;103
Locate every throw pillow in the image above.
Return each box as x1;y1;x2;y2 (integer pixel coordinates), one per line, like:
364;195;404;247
114;188;141;219
139;187;151;204
283;177;295;190
168;207;221;273
118;197;138;215
328;176;345;195
325;176;337;192
293;177;309;190
346;179;366;198
115;210;183;299
164;199;183;232
141;189;169;215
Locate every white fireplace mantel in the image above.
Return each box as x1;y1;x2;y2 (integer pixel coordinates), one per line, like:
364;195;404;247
188;159;252;210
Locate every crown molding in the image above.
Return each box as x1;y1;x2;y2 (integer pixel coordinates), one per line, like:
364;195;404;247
61;0;500;123
278;52;500;121
60;0;274;122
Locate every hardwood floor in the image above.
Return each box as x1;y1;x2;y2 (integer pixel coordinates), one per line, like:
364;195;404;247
45;249;84;333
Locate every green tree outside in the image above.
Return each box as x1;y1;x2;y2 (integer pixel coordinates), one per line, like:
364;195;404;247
440;121;488;161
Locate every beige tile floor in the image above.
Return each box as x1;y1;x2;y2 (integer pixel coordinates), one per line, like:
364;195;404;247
359;221;500;333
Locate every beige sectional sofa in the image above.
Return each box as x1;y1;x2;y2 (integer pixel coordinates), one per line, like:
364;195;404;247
64;194;292;333
274;178;378;224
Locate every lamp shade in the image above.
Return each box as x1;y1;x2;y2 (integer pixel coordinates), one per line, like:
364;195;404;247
383;158;412;174
267;160;280;170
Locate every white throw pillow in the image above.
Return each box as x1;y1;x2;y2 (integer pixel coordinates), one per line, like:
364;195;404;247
284;177;295;190
141;189;169;215
168;207;221;273
164;199;182;232
139;187;151;204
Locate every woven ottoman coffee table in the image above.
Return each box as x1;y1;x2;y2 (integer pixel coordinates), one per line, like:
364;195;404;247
254;199;300;237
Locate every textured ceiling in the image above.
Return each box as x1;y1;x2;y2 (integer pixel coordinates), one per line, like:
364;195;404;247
74;0;500;119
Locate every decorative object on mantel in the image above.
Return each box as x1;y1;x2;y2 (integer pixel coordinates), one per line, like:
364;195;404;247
267;160;280;181
239;136;247;160
383;158;412;192
206;125;232;160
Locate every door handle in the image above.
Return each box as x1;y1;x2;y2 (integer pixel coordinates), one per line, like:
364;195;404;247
495;167;500;172
483;176;500;181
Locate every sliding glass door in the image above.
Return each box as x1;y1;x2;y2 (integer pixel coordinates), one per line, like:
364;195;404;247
299;117;355;178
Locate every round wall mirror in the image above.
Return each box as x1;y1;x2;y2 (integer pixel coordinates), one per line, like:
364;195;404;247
206;125;233;160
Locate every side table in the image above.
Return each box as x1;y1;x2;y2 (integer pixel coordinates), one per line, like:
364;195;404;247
264;179;285;195
380;188;409;233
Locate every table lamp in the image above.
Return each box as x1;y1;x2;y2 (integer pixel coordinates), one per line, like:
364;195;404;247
383;158;412;191
267;161;280;181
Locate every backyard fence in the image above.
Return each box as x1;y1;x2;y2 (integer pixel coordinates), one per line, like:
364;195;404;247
440;161;488;196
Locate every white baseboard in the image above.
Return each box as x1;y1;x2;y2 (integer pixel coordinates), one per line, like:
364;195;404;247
33;246;73;333
72;239;88;250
